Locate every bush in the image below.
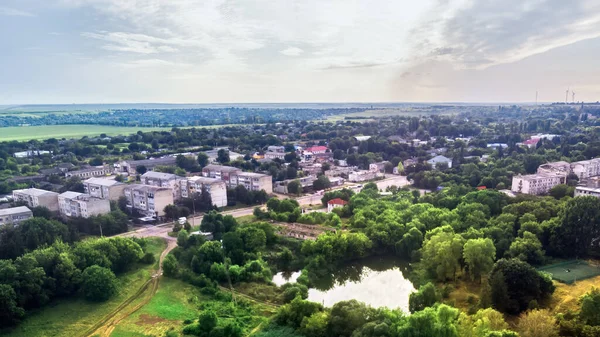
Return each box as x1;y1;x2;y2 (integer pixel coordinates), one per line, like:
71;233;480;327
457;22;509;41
141;252;155;264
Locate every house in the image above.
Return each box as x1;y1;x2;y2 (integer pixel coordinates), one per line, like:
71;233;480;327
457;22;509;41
369;161;390;173
83;177;127;201
427;155;453;169
65;166;112;179
354;136;371;142
521;138;540;149
58;191;111;218
180;176;228;207
123;184;174;217
13;150;51;158
304;146;328;154
403;158;418;167
12;188;59;212
327;198;348;213
511;173;567;195
0;206;33;226
487;143;508;149
329;176;345;187
141;171;182;201
348;170;377;182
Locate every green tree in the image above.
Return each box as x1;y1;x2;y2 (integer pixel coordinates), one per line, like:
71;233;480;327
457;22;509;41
81;265;117;301
420;229;465;281
463;238;496;282
508;232;545;265
0;284;25;327
287;180;302;195
409;282;439;313
457;308;509;337
136;165;147;175
89;156;103;166
162;254;178;277
550;196;600;257
177;230;189;247
580;287;600;326
517;309;558;337
328;300;374;337
198;309;218;334
197;152;209;168
313;175;331;191
217;149;230;163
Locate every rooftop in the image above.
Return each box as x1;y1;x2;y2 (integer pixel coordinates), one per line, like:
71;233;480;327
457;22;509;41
0;206;32;216
203;164;242;172
187;176;224;184
328;198;348;205
84;177;123;186
235;171;270;178
305;146;328;152
142;171;181;180
59;191;84;199
125;184;170;192
126;157;177;166
13;188;58;197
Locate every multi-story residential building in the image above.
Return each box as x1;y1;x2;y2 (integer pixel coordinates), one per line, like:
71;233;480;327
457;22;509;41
114;157;177;174
369;161;390;173
511;173;567;195
141;171;182;201
571;158;600;180
83;177;127;200
58;192;111;218
0;206;33;226
274;176;316;194
574;186;600;198
12;188;59;211
179;176;228;207
228;172;273;193
537;161;572;176
267;145;285;153
264;151;286;160
202;164;242;180
123;184;174;217
65;166;112;178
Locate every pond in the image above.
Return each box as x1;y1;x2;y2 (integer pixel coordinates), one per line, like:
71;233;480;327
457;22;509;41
272;256;415;312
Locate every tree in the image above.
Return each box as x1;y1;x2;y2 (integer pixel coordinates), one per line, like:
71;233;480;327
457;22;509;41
287;180;302;195
489;259;555;314
328;300;374;337
463;238;496;282
580;287;600;326
0;284;25;327
177;230;189;247
397;162;405;175
409;282;439;313
198;309;218;335
517;309;558;337
197;152;209;168
457;308;509;337
550;196;600;257
420;229;465;281
81;265;117;301
164;204;180;221
549;184;573;199
507;232;545;265
313;175;331;191
217;149;230;163
136;165;147;175
162;254;178;277
89;156;103;166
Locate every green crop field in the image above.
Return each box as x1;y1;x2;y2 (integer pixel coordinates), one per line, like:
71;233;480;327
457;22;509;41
0;125;171;141
3;238;166;337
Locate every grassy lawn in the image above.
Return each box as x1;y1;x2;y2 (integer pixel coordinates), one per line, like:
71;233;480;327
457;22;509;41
236;214;257;224
109;278;202;337
3;238;166;337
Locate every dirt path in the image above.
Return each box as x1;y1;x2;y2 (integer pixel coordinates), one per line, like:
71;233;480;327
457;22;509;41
84;238;177;337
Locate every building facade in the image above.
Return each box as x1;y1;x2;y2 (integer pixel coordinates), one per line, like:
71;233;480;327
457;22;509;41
58;192;111;218
65;166;112;178
348;170;377;182
179;176;228;207
228;172;273;193
141;171;182;201
511;173;567;195
83;177;127;200
0;206;33;226
202;164;242;180
12;188;59;211
115;157;177;174
123;184;174;217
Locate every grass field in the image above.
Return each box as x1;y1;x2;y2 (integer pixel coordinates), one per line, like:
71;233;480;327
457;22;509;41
3;238;166;337
0;125;171;141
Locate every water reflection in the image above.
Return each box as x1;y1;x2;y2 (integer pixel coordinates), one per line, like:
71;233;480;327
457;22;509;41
272;270;301;286
273;256;415;312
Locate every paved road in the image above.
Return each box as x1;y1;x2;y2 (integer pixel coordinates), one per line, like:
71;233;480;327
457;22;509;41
118;176;409;239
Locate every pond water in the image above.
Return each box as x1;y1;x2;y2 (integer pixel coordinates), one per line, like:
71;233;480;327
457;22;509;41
273;256;415;312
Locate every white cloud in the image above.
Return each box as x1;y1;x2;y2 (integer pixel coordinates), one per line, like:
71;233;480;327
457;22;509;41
0;6;35;17
280;47;303;57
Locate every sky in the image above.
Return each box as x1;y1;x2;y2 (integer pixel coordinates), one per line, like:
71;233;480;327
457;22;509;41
1;0;600;104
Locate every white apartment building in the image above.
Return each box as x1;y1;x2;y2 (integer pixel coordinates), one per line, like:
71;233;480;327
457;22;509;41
511;173;567;195
0;206;33;226
575;186;600;198
228;172;273;193
202;164;242;180
83;177;127;200
12;188;59;211
65;166;112;178
571;158;600;180
179;176;228;207
58;192;111;218
141;171;182;201
123;184;174;217
349;170;378;182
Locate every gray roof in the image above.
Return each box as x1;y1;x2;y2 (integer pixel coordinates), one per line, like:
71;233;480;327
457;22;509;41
0;206;32;216
187;176;224;184
59;191;84;199
203;164;242;173
127;157;177;167
84;177;123;186
13;188;58;197
427;155;452;163
142;171;181;180
125;184;170;192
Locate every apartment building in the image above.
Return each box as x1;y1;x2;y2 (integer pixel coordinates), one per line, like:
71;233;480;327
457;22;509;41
141;171;182;201
0;206;33;226
511;173;567;195
179;176;228;207
369;161;390;173
349;170;378;182
264;152;286;160
274;176;316;194
228;172;273;193
123;184;174;217
58;191;111;218
114;157;177;174
202;164;242;180
537;161;571;175
571;158;600;180
65;166;112;178
83;177;127;200
12;188;59;211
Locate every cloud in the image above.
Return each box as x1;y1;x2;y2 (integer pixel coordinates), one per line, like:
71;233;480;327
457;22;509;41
280;47;304;57
82;32;180;54
409;0;600;69
0;6;35;17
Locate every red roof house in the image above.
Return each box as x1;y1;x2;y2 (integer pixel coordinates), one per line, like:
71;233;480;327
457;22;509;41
327;198;348;212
